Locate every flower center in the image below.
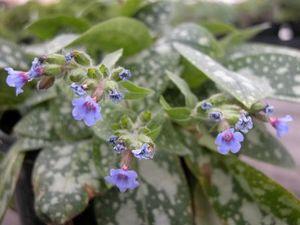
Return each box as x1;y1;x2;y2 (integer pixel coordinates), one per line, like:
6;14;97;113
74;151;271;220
269;117;278;127
83;101;96;111
117;173;128;181
222;131;233;142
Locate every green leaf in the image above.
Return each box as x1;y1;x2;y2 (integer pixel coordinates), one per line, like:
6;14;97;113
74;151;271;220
70;17;152;56
174;43;270;108
156;120;191;155
94;151;193;225
168;23;221;57
24;34;79;55
135;1;171;36
0;149;25;222
160;96;191;122
14;107;58;140
33;141;103;224
101;49;123;70
185;144;299;225
226;43;300;102
167;71;197;107
144;111;165;140
26;15;90;40
120;0;143;16
126;42;180;97
220;23;270;50
201;21;236;36
0;38;29;69
121;80;153;100
242;123;295;168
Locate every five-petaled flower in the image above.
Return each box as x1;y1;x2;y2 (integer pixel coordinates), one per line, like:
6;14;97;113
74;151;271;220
5;68;29;95
72;95;102;126
119;69;132;80
215;128;244;154
269;115;293;137
109;89;124;103
235;113;253;133
132;143;154;160
70;83;87;96
105;168;139;192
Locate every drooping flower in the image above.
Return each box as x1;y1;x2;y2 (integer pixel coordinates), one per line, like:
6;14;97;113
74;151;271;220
235;113;253;133
119;69;132;80
132;143;155;160
28;58;44;80
107;135;118;145
113;142;126;153
4;67;29;95
70;83;87;96
109;89;124;103
72;95;102;126
264;104;274;115
200;101;212;111
209;111;223;122
215;128;244;154
105;168;139;192
270;115;293;137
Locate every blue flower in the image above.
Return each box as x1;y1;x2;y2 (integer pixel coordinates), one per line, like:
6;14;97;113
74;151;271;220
235;114;253;133
70;83;87;96
132;143;154;160
113;142;126;153
209;111;223;122
4;67;29;95
105;168;139;192
200;101;212;111
28;58;43;80
72;95;102;126
109;89;124;103
270;115;293;137
215;128;244;154
264;104;274;115
65;52;74;63
108;135;118;145
119;69;132;80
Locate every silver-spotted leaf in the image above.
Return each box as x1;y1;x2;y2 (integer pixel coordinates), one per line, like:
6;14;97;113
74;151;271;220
33;141;102;224
0;148;25;222
94;151;193;225
174;43;270;108
226;43;300;102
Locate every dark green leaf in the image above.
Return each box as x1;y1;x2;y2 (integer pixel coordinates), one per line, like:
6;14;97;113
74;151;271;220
121;80;153;100
26;15;90;40
226;43;300;102
33;141;103;224
160;96;191;122
174;43;270;108
94;151;193;225
70;17;152;56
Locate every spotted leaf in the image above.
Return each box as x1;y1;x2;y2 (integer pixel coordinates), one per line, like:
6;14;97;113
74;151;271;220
33;141;103;224
94;151;193;225
174;43;271;108
226;43;300;102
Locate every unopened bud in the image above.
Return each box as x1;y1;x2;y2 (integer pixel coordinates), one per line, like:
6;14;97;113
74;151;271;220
43;64;62;76
73;50;92;66
44;54;66;65
37;76;55;90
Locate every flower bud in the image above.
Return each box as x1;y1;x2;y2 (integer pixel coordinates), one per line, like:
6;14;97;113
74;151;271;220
37;76;55;90
43;64;62;76
105;80;118;91
73;50;92;66
140;111;152;122
69;68;86;82
250;101;266;112
44;54;66;65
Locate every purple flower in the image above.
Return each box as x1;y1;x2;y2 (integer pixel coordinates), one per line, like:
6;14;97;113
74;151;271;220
235;114;253;133
209;111;223;122
200;101;212;111
70;83;87;96
215;128;244;155
119;69;132;80
65;52;74;63
264;104;274;115
28;58;43;80
108;135;118;145
109;89;124;103
105;168;139;192
113;142;126;153
72;95;102;126
132;143;154;160
4;67;29;95
270;115;293;137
